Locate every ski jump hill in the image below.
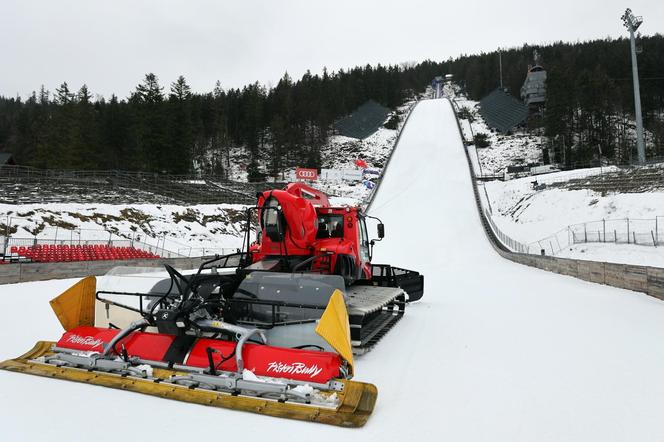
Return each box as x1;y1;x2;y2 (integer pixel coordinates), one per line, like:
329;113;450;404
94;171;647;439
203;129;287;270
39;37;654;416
1;99;664;441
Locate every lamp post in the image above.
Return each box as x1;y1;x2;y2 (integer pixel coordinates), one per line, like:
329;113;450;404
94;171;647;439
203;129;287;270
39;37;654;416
498;48;504;90
621;8;646;164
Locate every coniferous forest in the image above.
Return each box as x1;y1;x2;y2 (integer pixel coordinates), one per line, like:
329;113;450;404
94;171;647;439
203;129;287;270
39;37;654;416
0;35;663;177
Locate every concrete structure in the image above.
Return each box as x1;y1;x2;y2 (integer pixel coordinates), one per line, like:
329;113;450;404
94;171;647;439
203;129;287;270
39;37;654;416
520;51;547;107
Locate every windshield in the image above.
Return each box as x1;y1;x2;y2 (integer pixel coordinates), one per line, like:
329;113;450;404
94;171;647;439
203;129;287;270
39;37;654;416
262;197;280;229
316;214;344;239
359;217;370;262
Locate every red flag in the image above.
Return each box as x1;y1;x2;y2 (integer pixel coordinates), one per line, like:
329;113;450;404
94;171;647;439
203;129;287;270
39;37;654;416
355;159;368;169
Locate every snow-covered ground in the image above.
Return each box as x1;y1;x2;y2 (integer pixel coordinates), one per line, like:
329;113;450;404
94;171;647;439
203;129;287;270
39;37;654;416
484;173;664;244
557;243;664;267
222;101;414;205
458;98;664;266
0;203;248;256
3;99;664;441
481;171;664;263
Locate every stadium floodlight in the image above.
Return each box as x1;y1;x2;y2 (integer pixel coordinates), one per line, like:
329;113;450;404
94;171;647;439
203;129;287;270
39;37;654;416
622;8;646;164
621;8;643;32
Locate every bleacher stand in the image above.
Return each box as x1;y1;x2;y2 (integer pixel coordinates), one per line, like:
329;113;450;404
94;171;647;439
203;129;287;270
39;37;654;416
6;244;160;263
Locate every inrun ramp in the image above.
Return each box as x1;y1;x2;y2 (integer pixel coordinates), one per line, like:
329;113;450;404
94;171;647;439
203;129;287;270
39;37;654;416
1;99;664;441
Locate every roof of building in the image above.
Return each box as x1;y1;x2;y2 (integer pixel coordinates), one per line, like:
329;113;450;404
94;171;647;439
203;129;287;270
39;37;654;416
334;100;391;139
479;89;529;133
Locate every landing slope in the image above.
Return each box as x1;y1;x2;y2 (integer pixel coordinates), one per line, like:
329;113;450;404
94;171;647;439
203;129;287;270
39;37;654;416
1;99;664;441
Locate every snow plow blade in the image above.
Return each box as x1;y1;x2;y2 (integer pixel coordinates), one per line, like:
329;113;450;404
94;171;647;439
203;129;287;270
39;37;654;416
0;341;377;428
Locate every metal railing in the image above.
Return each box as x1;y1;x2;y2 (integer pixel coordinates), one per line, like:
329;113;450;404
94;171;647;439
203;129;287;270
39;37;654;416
177;247;240;257
530;216;664;255
483;208;530;253
0;214;184;259
2;235;181;260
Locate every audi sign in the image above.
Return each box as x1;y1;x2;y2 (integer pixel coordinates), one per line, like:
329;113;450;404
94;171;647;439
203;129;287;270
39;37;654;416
295;167;318;181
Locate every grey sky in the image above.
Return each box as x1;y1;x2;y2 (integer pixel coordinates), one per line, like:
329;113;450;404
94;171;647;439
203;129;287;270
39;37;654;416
1;0;662;99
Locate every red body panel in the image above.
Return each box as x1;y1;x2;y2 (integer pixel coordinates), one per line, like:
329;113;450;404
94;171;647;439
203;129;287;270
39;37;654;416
256;189;318;256
186;338;342;384
57;326;342;384
252;183;371;281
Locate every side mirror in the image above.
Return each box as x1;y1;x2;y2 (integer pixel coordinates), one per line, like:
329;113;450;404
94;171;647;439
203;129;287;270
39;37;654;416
377;223;385;239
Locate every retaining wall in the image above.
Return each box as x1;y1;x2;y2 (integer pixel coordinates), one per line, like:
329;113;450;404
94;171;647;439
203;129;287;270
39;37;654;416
0;257;208;285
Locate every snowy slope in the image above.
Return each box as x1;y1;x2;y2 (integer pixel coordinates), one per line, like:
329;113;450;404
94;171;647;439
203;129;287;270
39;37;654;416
2;99;664;441
485;173;664;243
482;170;664;264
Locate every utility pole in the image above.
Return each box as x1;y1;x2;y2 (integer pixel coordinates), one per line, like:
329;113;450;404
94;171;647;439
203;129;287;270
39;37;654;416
498;48;504;90
621;8;646;164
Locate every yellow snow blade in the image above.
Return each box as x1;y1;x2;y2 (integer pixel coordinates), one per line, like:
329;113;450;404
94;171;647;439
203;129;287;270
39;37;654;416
0;341;377;428
49;276;96;331
315;289;354;375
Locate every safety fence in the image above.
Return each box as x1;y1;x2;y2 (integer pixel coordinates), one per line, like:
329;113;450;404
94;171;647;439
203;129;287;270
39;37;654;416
530;217;664;255
483;208;530;254
177;247;239;257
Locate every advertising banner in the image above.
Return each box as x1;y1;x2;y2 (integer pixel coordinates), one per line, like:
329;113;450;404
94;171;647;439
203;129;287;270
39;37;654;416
295;167;318;181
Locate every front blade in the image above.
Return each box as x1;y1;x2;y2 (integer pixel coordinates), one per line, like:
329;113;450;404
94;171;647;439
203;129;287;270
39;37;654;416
315;289;354;374
0;342;377;428
49;276;97;331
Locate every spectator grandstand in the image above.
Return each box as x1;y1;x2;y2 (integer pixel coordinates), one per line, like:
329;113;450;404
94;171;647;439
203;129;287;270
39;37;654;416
3;244;160;263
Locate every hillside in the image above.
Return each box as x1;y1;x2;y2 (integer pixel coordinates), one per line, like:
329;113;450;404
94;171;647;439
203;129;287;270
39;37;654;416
458;94;664;267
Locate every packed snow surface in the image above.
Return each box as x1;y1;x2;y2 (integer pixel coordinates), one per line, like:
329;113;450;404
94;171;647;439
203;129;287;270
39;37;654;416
557;243;664;267
2;99;664;441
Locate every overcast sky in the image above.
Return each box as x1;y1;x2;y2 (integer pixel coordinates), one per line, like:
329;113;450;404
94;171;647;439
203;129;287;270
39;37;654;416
1;0;662;99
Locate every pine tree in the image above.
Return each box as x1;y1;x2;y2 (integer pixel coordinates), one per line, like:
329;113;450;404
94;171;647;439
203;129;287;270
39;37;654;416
131;73;168;171
168;75;193;173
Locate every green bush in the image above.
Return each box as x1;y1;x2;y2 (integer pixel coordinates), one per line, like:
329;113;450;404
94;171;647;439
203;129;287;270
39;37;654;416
384;113;401;130
457;107;475;123
474;133;491;148
247;161;266;182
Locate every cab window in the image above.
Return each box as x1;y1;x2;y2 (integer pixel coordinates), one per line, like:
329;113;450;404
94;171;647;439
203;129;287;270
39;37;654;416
316;214;344;239
359;218;370;262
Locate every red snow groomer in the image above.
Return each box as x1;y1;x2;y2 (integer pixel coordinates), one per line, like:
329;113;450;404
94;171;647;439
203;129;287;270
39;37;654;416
238;182;424;353
0;183;422;427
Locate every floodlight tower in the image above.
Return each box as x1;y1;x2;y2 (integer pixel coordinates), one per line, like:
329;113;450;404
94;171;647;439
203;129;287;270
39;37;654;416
621;8;646;164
